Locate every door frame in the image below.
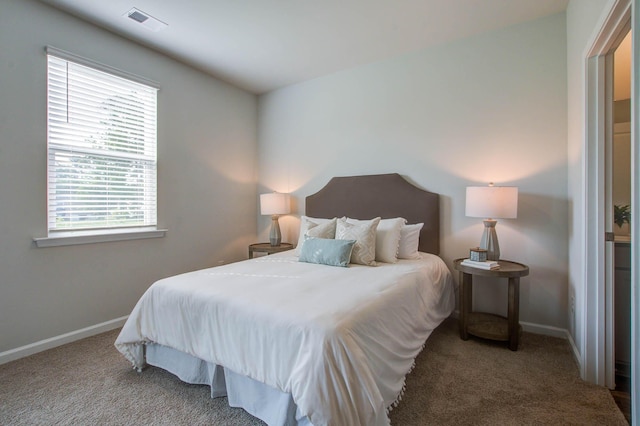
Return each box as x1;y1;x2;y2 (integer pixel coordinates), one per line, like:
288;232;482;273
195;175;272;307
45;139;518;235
584;0;637;422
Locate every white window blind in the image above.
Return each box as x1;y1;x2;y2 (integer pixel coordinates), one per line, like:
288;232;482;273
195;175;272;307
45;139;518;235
46;50;158;233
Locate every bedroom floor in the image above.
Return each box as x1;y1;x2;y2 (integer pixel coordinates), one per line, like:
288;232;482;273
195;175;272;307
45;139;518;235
0;318;628;425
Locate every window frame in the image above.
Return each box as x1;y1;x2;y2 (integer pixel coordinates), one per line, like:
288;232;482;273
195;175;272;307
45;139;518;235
34;47;166;247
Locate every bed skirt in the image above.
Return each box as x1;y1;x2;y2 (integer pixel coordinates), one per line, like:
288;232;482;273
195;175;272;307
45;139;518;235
146;343;313;426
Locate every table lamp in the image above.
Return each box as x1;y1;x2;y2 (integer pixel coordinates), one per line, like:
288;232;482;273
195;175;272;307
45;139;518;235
260;192;291;246
465;184;518;261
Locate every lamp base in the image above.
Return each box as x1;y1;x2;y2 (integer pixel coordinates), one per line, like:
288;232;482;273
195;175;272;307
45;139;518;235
479;219;500;261
269;215;281;246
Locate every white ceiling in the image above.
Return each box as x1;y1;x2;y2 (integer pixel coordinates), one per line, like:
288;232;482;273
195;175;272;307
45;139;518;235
38;0;569;94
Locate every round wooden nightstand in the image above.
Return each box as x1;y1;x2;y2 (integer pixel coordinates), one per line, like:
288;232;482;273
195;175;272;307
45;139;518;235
248;242;293;259
453;258;529;351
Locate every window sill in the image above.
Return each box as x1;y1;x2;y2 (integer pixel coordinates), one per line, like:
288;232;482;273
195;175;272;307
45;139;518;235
33;228;167;248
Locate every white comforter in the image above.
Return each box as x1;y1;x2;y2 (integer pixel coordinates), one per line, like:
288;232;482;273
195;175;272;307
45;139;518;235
115;252;454;426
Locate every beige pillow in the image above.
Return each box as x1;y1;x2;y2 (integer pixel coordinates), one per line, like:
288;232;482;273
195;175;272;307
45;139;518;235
336;217;380;266
306;220;336;239
347;217;405;263
295;217;337;254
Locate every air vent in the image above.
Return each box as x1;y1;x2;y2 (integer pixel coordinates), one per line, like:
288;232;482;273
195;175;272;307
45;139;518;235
128;10;148;24
124;8;168;32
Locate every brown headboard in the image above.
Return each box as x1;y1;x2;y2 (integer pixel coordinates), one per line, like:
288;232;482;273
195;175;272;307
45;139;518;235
305;173;440;255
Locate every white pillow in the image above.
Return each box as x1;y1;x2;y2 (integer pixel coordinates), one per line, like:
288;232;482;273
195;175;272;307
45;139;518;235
295;216;337;254
347;217;405;263
398;223;423;259
336;217;380;266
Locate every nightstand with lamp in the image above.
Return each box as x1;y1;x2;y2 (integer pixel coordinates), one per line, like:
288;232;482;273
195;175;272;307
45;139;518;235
456;183;529;350
249;192;293;258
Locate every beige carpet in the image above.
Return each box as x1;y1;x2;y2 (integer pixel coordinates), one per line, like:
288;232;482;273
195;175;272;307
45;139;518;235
0;318;627;425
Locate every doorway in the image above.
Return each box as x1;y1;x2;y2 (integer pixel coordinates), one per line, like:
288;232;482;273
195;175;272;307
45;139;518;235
583;1;637;425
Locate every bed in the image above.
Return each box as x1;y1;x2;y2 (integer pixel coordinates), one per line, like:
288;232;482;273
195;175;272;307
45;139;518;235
115;173;455;426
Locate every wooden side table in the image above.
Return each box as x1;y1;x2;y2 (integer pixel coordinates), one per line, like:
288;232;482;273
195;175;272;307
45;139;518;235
248;242;293;259
454;258;529;351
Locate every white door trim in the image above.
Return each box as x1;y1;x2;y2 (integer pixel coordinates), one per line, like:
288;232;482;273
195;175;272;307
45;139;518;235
584;0;630;384
584;51;608;385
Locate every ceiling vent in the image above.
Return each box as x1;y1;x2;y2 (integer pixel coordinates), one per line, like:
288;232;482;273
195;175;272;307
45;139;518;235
124;8;168;32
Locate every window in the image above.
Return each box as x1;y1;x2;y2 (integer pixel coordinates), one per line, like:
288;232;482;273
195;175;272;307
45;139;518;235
45;47;159;241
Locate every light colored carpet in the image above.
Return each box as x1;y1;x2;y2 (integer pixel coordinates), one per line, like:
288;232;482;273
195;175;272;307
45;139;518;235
0;318;627;425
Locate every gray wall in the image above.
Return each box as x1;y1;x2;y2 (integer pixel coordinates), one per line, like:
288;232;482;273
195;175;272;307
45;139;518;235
258;13;569;331
0;0;258;353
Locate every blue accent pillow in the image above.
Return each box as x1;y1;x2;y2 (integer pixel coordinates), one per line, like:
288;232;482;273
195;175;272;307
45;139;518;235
298;237;356;267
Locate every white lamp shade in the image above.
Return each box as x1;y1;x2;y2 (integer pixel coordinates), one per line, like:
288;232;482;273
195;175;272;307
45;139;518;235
466;186;518;219
260;192;291;215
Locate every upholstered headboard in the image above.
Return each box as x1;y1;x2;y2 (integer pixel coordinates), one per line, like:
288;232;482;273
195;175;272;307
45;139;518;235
305;173;440;255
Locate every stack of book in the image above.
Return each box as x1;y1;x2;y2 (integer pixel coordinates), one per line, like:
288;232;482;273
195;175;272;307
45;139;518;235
460;259;500;270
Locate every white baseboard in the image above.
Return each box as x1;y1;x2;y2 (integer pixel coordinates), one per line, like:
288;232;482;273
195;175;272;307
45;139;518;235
520;321;569;339
450;311;583;368
521;322;584;370
451;310;571;340
565;329;582;370
0;316;128;366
